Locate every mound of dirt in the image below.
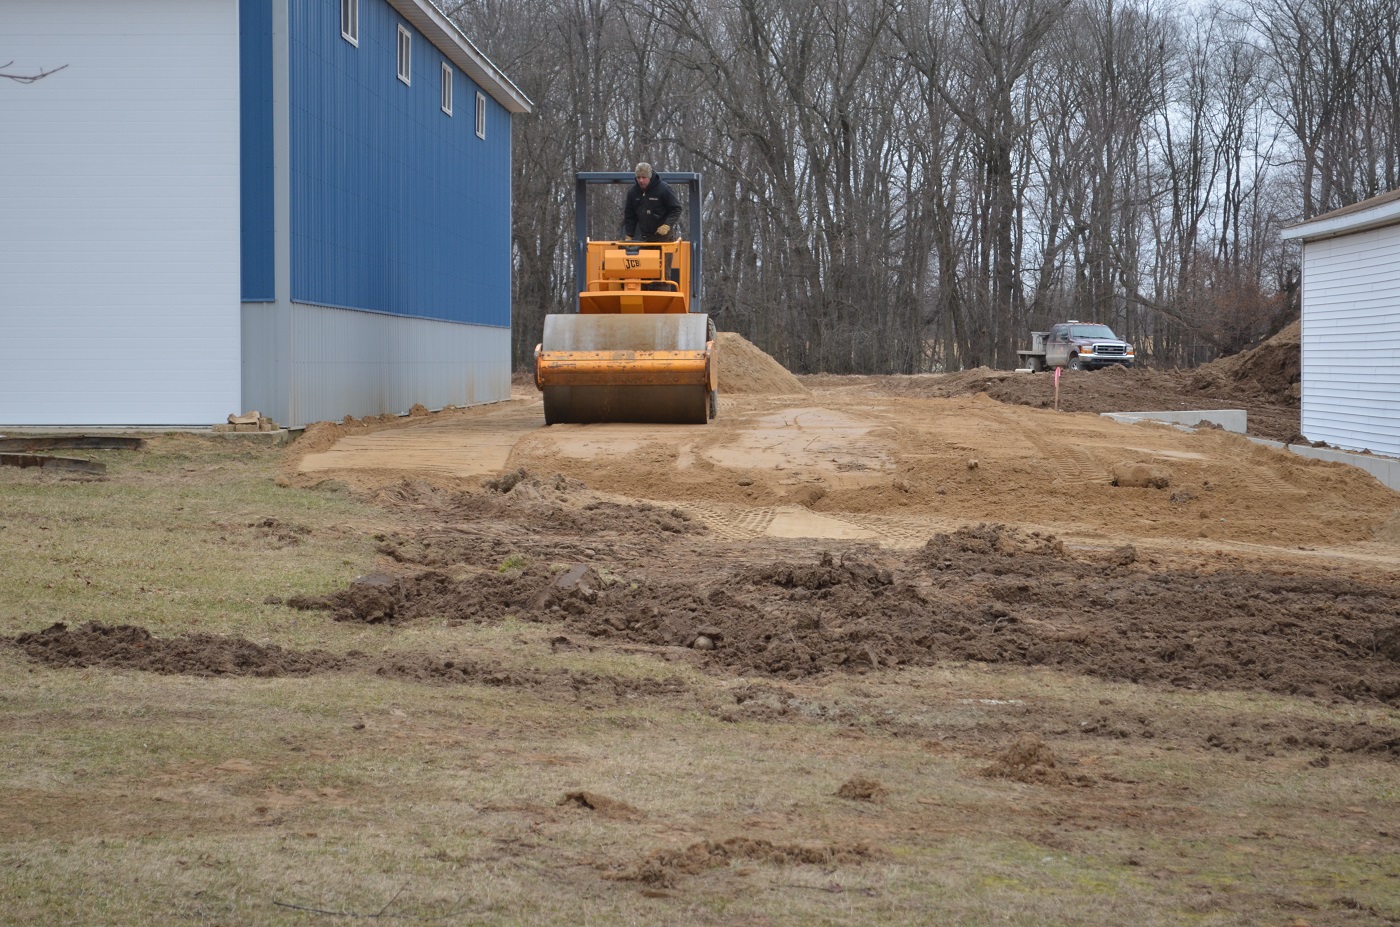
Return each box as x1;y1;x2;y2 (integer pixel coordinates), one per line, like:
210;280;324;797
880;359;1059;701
835;776;888;802
289;518;1400;711
1185;319;1302;406
10;622;345;676
559;791;644;821
800;320;1303;441
614;837;884;887
981;733;1079;786
355;474;706;574
6;621;691;699
717;331;808;395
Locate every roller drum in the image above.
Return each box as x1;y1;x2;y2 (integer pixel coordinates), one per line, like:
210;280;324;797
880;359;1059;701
538;314;713;425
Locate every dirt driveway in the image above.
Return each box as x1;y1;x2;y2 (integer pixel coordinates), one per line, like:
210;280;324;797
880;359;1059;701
281;332;1400;707
294;330;1394;564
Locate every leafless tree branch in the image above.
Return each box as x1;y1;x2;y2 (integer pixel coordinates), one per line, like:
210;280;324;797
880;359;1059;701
1;60;68;83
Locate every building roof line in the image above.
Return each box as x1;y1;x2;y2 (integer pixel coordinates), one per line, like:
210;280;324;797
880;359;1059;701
390;0;532;114
1281;187;1400;242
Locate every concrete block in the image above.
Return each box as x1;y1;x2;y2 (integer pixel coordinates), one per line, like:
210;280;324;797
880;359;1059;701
1102;409;1247;434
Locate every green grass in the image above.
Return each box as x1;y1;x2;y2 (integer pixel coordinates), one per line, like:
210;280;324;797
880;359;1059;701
0;435;378;643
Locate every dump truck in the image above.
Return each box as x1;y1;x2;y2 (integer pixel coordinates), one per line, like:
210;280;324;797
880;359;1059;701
1017;321;1135;372
534;172;717;425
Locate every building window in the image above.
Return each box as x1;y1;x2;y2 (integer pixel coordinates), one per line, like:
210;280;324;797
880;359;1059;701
476;91;486;139
397;26;411;85
341;0;358;45
441;64;453;115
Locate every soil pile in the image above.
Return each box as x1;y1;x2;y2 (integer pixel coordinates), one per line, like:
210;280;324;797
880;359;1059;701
10;622;344;676
616;837;883;887
1185;319;1302;406
717;331;808;395
982;733;1079;786
283;490;1400;716
6;621;690;698
835;776;889;802
799;321;1303;441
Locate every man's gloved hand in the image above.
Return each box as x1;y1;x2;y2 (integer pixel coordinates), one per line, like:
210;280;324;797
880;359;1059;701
623;235;634;241
656;224;670;237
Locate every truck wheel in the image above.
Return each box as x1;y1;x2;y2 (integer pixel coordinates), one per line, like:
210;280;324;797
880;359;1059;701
1068;355;1083;371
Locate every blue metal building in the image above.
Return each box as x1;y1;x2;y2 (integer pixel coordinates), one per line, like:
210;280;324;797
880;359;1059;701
0;0;530;429
243;0;531;427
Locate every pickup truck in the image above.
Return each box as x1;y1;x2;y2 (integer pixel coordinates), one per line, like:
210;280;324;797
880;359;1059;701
1017;321;1135;372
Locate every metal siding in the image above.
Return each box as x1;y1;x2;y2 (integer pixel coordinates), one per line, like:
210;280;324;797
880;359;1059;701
288;0;511;328
241;303;509;428
242;301;291;426
241;0;276;300
1300;224;1400;457
0;0;241;426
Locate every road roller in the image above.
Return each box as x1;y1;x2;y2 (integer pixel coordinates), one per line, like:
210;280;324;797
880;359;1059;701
534;172;717;425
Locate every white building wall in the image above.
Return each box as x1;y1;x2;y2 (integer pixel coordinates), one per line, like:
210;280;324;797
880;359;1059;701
243;304;511;429
1299;223;1400;457
0;0;241;426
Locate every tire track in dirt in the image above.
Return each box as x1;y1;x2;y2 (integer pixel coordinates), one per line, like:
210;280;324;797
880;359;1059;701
1037;442;1112;487
298;404;542;480
1246;469;1306;496
976;405;1111;486
672;501;935;549
674;502;775;541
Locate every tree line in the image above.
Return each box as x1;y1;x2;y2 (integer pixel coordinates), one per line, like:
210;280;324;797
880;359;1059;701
446;0;1400;373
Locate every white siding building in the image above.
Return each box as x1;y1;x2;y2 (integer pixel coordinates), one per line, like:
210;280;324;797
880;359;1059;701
1281;189;1400;458
1;0;243;425
0;0;530;429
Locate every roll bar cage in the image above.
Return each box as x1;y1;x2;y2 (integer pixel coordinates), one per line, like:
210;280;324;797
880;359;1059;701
575;171;704;316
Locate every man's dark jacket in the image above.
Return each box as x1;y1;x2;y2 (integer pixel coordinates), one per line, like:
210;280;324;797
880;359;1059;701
623;175;682;240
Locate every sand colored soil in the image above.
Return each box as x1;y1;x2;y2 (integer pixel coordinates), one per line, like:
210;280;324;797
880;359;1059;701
217;327;1400;731
41;326;1391;728
278;326;1397;560
808;321;1302;444
714;331;808;395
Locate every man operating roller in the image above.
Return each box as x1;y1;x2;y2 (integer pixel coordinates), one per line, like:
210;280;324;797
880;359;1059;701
623;162;682;242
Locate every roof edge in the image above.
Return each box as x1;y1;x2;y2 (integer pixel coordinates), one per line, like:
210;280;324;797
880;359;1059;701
389;0;532;114
1282;189;1400;242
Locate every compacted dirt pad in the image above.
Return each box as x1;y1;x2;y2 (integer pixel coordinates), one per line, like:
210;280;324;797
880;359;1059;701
14;327;1399;728
256;327;1400;727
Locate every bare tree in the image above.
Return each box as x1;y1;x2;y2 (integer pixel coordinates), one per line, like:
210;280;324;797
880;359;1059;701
1249;0;1385;217
450;0;1338;376
0;60;67;83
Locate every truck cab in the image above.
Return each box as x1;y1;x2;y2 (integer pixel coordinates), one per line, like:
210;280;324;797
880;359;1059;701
1044;321;1134;370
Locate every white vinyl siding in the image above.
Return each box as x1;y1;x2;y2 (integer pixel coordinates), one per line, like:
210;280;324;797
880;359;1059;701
397;25;411;85
0;0;240;425
1298;222;1400;457
441;62;452;115
341;0;358;45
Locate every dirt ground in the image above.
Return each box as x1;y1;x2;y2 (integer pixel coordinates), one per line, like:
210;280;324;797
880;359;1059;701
8;324;1400;921
282;324;1396;715
23;323;1400;715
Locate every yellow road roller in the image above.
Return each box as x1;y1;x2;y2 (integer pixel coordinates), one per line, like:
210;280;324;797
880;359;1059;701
534;172;716;425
